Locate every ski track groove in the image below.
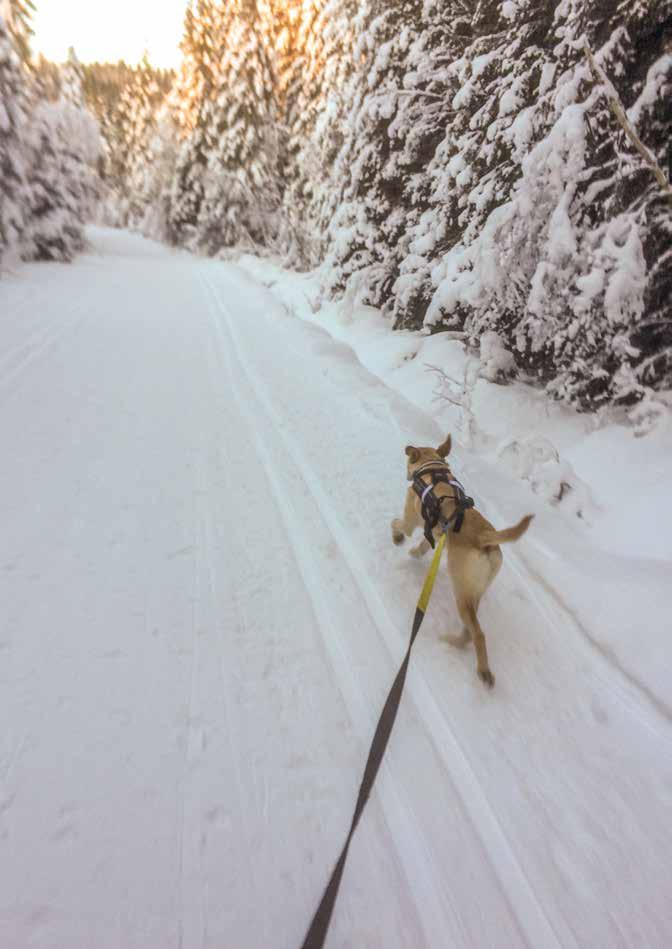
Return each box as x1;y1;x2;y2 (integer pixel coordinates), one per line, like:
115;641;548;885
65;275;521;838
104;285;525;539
198;269;463;949
200;319;276;949
193;453;215;949
191;474;211;949
0;297;94;404
0;323;56;375
0;275;81;371
199;267;563;949
507;548;672;728
176;455;204;949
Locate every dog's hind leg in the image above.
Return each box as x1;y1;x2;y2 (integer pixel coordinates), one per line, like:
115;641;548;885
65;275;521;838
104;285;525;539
457;597;494;688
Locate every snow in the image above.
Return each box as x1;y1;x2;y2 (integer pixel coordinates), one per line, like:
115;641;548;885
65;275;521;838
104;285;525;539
1;228;672;948
628;53;672;126
479;331;517;383
238;251;672;695
539;62;557;96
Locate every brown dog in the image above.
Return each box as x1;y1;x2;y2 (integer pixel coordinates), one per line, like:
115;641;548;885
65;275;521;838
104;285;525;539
391;434;532;688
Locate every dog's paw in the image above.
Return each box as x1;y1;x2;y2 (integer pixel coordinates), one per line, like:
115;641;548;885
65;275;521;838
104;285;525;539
478;668;495;689
442;632;469;649
391;520;405;545
409;544;426;559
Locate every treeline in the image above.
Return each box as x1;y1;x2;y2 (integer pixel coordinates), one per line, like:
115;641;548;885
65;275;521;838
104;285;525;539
0;3;101;269
80;59;173;228
37;0;672;411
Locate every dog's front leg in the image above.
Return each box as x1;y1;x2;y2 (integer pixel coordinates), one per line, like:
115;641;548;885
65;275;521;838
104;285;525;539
409;537;431;558
391;488;419;546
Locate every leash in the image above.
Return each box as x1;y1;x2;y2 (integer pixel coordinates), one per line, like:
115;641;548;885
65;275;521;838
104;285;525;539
300;530;448;949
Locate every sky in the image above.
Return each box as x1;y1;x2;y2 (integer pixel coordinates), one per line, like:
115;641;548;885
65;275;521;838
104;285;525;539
32;0;187;67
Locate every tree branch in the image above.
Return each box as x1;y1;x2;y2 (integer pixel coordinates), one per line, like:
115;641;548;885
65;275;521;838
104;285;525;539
584;43;672;202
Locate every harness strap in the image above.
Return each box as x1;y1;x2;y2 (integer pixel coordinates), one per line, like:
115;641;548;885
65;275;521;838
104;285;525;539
412;468;474;546
413;460;452;478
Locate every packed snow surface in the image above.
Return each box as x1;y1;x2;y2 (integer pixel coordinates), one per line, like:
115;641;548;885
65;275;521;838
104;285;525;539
1;229;671;948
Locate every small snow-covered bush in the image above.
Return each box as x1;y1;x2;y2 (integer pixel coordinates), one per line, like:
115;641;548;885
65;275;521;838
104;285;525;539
479;331;517;383
498;435;597;522
0;21;101;269
24;98;100;262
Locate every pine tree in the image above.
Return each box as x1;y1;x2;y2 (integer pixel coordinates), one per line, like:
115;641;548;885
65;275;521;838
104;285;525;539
136;105;180;242
32;53;62;101
168;0;223;245
23;49;101;261
0;9;29;268
269;0;319;262
279;0;360;265
196;0;282;253
323;0;441;311
119;55;165;227
79;57;174;228
2;0;35;65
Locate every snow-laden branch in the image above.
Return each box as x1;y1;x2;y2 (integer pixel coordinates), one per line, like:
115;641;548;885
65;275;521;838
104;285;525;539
584;43;672;202
391;89;446;102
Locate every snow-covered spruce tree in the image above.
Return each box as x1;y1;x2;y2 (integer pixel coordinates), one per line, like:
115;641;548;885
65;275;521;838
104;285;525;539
0;11;29;269
21;49;101;261
2;0;34;65
115;55;165;228
591;1;672;406
322;0;468;317
273;0;330;265
80;60;173;226
32;53;62;101
2;17;102;269
389;0;561;334
322;0;421;308
284;0;361;266
132;102;180;243
168;0;224;247
196;0;282;254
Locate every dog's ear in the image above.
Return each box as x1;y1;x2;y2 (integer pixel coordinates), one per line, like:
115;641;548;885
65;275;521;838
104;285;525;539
437;434;452;458
405;445;420;463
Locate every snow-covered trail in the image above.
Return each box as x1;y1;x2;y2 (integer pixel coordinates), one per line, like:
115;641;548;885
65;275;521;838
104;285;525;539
1;229;670;949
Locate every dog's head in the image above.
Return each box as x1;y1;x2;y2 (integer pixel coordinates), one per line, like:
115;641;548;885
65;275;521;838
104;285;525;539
405;434;452;480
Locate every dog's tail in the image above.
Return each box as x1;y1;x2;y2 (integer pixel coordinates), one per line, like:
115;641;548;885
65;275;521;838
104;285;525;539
477;514;534;549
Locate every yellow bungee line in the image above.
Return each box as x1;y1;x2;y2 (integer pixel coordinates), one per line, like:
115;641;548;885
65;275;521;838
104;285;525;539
417;529;447;614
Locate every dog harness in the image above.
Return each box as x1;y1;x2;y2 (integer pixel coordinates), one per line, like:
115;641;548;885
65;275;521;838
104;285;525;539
411;460;474;547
